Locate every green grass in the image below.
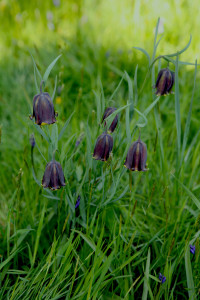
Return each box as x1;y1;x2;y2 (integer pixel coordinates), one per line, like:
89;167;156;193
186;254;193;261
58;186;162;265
0;1;200;299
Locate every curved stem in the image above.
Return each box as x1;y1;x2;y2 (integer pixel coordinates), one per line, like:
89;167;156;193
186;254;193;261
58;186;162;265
40;80;45;93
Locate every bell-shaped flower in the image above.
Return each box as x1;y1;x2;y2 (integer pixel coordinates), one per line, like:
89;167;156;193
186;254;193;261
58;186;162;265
93;132;113;161
124;137;148;171
102;107;118;133
42;160;65;190
31;81;57;125
155;68;175;96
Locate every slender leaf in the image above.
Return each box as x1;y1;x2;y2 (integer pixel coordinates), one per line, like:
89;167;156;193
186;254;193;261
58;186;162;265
43;54;62;83
58;111;75;141
51;75;57;102
171;174;200;210
185;246;195;300
133;47;151;66
181;60;197;166
175;55;181;161
142;248;151;300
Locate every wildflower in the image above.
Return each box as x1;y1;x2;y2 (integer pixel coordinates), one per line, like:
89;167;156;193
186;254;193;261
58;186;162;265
29;134;35;148
102;107;118;133
190;244;195;255
31;81;57;125
42;160;65;190
159;273;166;284
93;132;113;161
75;195;80;209
155;68;175;96
124;136;148;171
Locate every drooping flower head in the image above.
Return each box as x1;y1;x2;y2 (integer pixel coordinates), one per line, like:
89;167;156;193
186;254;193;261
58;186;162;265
159;273;166;284
190;244;195;255
124;136;148;171
102;107;118;133
31;81;57;125
42;159;65;190
93;132;113;161
155;68;175;96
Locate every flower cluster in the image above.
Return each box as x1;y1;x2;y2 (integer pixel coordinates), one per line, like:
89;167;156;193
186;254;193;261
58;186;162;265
30;80;65;191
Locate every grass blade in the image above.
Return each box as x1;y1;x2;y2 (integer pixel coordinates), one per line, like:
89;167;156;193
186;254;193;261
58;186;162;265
43;54;62;83
58;111;75;141
185;245;195;300
142;248;151;300
175;55;181;163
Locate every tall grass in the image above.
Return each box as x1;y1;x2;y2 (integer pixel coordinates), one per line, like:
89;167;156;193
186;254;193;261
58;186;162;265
0;2;200;299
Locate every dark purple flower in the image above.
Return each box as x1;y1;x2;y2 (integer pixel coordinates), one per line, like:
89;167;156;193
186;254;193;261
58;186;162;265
190;245;195;255
93;132;113;161
75;195;80;209
124;136;148;171
102;107;118;133
42;160;65;190
155;68;175;96
159;273;166;284
30;81;57;125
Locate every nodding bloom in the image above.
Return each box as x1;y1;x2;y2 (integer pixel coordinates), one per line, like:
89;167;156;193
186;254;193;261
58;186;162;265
30;81;57;125
155;68;175;96
102;107;118;133
190;244;195;255
124;137;148;171
93;132;113;161
42;160;65;190
159;273;166;284
75;195;81;209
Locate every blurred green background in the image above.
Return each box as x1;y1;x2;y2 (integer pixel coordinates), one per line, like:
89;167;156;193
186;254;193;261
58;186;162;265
0;0;200;298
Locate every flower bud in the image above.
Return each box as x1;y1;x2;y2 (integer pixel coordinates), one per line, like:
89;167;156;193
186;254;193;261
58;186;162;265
124;137;147;171
93;133;113;161
102;107;118;133
155;68;174;96
42;160;66;190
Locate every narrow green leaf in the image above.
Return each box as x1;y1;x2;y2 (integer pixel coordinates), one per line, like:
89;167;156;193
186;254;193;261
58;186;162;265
185;246;195;300
58;111;74;141
32;204;46;267
51;123;58;152
181;60;197;166
51;75;57;102
171;174;200;210
125;71;134;106
109;75;125;101
33;123;50;143
135;108;148;128
93;90;101;125
125;101;131;143
43;54;62;83
133;47;151;66
175;55;181;161
167;35;192;58
142;248;151;300
134;64;138;106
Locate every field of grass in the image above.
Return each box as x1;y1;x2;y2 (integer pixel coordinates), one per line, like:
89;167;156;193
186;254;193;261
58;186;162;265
0;1;200;299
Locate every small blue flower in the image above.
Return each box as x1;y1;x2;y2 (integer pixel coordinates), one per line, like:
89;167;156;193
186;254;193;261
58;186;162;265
190;245;195;255
159;273;166;284
75;195;80;209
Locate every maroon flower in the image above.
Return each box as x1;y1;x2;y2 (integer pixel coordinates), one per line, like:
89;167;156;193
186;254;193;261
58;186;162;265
30;81;57;125
124;137;148;171
93;133;113;161
102;107;118;133
42;160;65;190
155;68;174;96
